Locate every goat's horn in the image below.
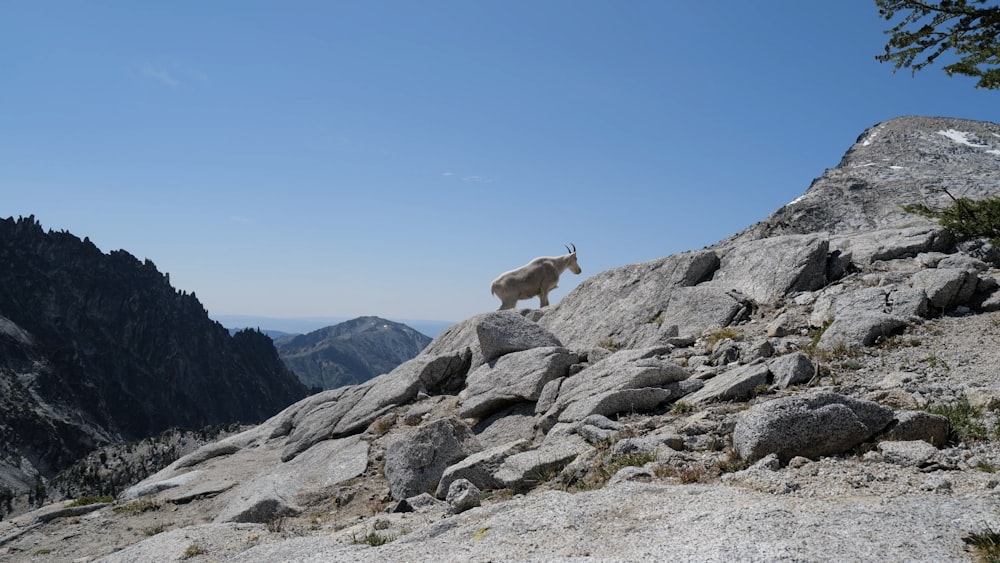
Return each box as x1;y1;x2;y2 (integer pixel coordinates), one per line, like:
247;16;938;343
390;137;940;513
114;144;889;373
570;243;576;253
565;244;572;254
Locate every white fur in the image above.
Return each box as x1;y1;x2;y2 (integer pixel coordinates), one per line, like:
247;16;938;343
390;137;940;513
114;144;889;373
490;245;581;310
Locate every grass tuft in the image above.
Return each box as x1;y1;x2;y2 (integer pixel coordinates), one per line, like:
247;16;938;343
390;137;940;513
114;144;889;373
113;498;161;516
352;530;396;546
926;399;988;444
182;544;208;559
964;525;1000;563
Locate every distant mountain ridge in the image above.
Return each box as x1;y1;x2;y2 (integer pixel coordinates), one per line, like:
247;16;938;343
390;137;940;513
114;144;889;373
274;316;431;390
0;216;308;494
215;314;454;338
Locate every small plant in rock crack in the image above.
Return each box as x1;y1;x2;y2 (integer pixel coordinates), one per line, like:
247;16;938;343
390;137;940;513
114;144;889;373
963;524;1000;563
564;450;657;492
522;464;564;491
705;327;742;352
352;530;396;546
266;515;285;533
142;523;169;536
975;459;998;473
840;358;864;371
654;460;709;484
182;544;208;559
598;339;622;352
671;401;694;415
714;449;748;475
926;399;989;444
815;341;861;364
113;498;160;516
876;334;922;350
923;354;951;371
804;320;832;357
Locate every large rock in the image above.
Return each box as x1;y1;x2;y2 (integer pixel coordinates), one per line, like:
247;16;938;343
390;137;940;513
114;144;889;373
214;436;368;523
435;440;528;498
445;478;482;514
384;418;482;500
539;250;722;349
732;391;895;463
767;352;816;389
418;310;556;369
558;387;674;422
884;410;950;447
708;234;829;304
476;311;563;363
811;285;928;327
878;440;940;467
279;349;472;462
818;313;908;350
332;350;472;436
549;348;692;422
493;434;590;490
657;286;755;336
684;362;771;404
472;403;539;449
460;347;578;420
831;226;953;265
280;385;372;461
419;313;490;367
910;267;979;310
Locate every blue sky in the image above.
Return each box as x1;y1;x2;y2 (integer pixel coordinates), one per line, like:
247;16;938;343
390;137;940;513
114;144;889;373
3;1;998;324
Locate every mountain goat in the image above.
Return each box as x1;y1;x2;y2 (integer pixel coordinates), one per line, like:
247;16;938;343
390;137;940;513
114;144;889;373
491;244;582;310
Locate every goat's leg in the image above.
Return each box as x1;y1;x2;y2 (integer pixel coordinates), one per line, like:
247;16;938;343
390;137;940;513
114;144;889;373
538;290;550;308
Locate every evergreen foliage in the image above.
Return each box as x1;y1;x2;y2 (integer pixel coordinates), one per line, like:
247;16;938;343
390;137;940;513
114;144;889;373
903;188;1000;245
876;0;1000;89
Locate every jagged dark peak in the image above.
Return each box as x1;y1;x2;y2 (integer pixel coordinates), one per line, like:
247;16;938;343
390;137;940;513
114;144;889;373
0;217;308;491
732;115;1000;243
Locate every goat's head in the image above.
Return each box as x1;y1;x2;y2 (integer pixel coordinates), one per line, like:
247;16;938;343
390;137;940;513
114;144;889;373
564;243;582;274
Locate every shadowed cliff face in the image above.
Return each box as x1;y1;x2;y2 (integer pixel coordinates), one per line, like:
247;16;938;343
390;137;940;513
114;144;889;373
0;216;308;486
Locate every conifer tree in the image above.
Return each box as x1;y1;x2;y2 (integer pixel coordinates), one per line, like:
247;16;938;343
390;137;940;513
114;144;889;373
877;0;1000;89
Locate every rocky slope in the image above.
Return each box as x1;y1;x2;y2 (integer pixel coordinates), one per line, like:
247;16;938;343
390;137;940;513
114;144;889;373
274;316;431;390
0;217;308;504
5;116;1000;562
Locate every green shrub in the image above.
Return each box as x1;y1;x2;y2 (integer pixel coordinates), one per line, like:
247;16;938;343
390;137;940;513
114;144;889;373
964;525;1000;563
903;189;1000;245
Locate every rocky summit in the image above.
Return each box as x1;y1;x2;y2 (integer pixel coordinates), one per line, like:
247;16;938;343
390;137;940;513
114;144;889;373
5;115;1000;562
